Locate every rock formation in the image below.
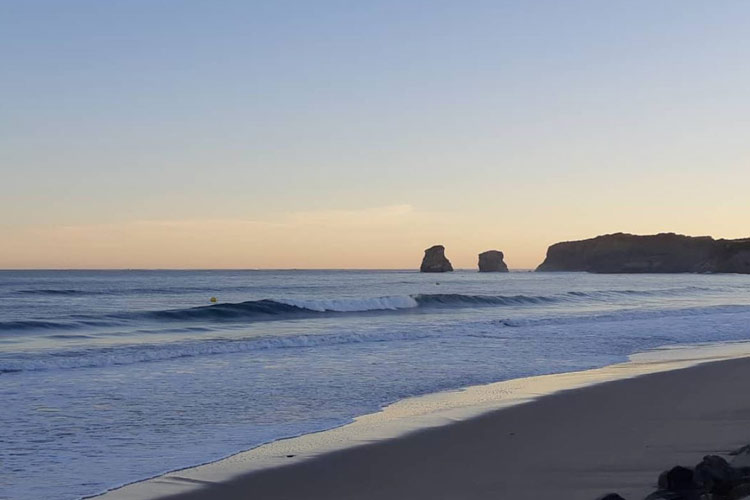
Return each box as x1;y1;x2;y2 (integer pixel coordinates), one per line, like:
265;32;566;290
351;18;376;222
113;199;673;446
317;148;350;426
536;233;750;274
597;449;750;500
478;250;509;272
420;245;453;273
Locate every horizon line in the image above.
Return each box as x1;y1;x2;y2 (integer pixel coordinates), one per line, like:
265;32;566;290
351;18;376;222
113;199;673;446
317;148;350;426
0;267;535;272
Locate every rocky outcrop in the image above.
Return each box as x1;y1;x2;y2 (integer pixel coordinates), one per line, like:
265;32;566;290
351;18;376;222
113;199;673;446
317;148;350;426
420;245;453;273
478;250;509;272
599;450;750;500
536;233;750;274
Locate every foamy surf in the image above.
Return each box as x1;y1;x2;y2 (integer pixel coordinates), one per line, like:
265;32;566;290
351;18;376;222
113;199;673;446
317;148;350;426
94;340;750;500
278;295;419;312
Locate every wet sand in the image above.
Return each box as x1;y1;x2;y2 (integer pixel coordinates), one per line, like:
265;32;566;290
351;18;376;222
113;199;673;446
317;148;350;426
157;356;750;500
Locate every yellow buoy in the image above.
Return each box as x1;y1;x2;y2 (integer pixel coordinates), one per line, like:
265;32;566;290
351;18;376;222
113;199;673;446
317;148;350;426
210;297;217;303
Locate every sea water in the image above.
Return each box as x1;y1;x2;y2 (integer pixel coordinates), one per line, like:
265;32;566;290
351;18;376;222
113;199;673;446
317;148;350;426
1;270;750;499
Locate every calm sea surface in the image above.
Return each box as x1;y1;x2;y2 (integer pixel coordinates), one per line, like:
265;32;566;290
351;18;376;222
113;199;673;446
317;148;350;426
2;270;750;499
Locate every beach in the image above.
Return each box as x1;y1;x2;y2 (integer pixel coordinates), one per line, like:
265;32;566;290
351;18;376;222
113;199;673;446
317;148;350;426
155;355;750;500
89;341;750;500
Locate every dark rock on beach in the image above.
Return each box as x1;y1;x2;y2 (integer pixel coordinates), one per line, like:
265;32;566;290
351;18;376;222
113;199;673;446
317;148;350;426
658;466;698;492
599;446;750;500
477;250;509;272
420;245;453;273
693;455;740;495
537;233;750;274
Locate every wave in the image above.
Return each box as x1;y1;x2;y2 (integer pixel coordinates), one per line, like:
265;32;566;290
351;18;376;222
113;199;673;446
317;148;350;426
0;286;728;333
142;299;311;321
16;289;92;296
15;286;222;297
0;320;81;332
5;303;750;373
490;303;750;329
134;293;557;322
566;286;712;298
0;294;534;332
0;319;121;333
0;329;436;373
279;295;419;312
414;293;555;306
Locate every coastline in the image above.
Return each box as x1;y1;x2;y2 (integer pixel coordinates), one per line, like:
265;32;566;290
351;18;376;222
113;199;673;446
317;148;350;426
95;340;750;500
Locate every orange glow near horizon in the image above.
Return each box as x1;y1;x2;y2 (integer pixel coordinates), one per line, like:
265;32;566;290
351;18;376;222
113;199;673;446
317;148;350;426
3;203;749;270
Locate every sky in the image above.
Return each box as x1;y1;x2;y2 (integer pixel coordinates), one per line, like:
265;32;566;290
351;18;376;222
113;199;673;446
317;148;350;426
2;0;749;269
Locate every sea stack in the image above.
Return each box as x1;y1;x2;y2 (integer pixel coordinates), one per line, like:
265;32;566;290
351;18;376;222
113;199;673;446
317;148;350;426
536;233;750;273
420;245;453;273
478;250;509;272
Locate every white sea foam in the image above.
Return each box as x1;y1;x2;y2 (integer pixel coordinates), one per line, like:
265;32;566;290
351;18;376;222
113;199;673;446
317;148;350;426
278;295;419;312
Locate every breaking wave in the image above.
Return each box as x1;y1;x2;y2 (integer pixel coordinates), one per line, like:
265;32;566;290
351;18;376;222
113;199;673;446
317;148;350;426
4;303;749;373
1;287;722;333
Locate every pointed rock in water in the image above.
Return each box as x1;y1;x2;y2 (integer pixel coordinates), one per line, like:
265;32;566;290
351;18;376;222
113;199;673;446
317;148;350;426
477;250;509;272
420;245;453;273
595;494;627;500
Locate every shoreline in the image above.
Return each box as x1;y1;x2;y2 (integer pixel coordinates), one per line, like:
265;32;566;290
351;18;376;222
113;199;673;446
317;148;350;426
95;340;750;500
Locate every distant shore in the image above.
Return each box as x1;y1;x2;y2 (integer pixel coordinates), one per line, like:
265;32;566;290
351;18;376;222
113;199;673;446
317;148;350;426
97;342;750;500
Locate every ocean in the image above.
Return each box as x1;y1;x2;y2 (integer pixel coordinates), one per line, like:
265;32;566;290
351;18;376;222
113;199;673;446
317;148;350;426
2;269;750;500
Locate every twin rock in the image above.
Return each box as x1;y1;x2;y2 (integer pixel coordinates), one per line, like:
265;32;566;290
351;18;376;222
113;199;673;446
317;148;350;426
420;245;508;273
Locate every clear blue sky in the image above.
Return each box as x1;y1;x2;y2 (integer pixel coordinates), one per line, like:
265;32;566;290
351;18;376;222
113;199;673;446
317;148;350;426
2;1;749;268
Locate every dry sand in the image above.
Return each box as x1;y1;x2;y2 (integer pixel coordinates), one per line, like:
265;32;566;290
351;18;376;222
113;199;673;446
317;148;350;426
150;355;750;500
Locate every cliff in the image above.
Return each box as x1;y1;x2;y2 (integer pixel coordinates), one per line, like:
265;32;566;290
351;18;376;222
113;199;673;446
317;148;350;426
536;233;750;274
